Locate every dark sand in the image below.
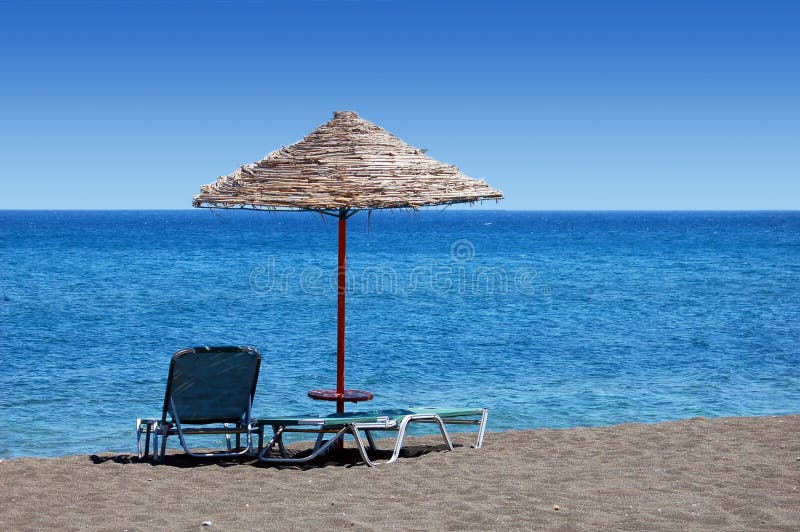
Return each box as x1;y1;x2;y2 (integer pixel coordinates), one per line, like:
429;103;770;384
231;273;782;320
1;415;798;531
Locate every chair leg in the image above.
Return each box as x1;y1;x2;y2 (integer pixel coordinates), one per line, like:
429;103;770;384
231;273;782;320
256;424;265;456
224;423;232;452
144;423;152;459
159;423;169;462
431;415;454;451
260;426;287;459
245;423;254;456
349;425;379;467
475;408;489;448
364;430;377;452
276;428;288;458
150;422;163;462
136;419;146;459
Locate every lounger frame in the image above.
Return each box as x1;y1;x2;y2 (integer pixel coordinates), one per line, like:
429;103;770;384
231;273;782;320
256;407;488;467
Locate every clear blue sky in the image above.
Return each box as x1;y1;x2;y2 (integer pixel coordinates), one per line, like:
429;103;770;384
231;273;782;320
1;1;797;210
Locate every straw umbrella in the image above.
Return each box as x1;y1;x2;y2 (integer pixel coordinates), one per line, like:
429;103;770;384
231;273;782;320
193;111;502;413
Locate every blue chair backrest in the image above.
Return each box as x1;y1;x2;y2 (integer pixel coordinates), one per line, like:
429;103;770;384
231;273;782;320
163;346;261;424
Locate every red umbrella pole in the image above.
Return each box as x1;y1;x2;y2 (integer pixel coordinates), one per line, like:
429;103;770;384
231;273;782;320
336;209;347;413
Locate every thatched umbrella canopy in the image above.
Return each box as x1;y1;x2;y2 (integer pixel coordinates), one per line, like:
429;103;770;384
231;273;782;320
194;110;502;211
194;111;503;412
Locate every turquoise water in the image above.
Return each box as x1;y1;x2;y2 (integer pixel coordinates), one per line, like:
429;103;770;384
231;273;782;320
1;210;799;458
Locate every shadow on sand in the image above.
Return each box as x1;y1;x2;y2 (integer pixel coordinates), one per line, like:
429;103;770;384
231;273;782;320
89;442;460;470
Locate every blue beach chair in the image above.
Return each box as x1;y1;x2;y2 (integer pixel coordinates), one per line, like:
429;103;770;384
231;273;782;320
136;346;261;462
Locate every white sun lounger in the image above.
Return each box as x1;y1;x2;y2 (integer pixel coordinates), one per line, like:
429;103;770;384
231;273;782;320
257;407;487;467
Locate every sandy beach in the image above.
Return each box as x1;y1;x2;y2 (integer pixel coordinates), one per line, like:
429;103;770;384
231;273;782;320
1;414;798;530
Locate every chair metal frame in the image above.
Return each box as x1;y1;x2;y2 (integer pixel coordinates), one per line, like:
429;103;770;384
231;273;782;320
256;407;488;467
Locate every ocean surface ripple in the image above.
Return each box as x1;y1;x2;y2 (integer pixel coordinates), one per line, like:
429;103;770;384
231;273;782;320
1;210;798;458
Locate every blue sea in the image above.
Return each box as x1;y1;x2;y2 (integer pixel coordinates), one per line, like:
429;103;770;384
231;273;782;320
1;210;799;459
